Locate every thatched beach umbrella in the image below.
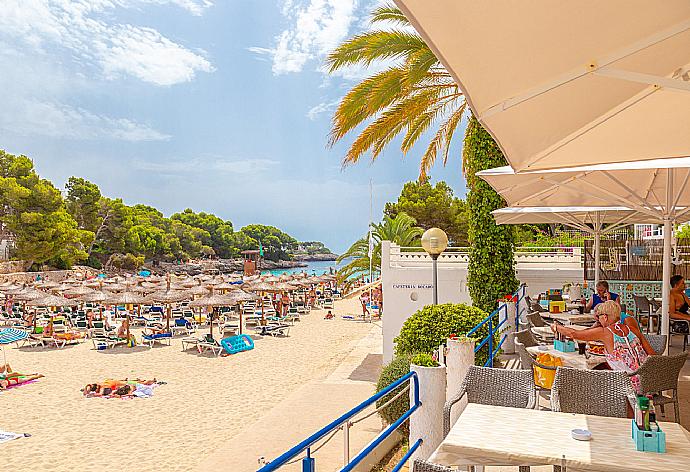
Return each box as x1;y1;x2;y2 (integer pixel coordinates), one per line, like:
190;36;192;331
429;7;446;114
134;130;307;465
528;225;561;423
63;285;96;297
225;289;260;334
105;291;148;344
188;290;233;336
27;293;78;308
147;287;188;332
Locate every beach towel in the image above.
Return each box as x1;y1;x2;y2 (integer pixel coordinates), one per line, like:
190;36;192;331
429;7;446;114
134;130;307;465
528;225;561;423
0;430;23;443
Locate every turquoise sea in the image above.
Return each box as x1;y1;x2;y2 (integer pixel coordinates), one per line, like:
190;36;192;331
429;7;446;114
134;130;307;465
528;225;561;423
264;259;340;276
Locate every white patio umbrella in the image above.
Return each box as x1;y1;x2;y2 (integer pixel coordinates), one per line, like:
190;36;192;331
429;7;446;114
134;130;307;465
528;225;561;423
394;0;690;172
492;206;690;286
479;158;690;338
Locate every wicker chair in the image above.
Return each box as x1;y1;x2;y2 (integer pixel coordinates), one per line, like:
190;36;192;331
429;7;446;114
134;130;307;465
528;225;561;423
526;312;548;328
630;352;688;423
414;366;535;472
644;333;667;355
515;339;555;399
632;294;658;333
551;367;636;418
514;328;539;348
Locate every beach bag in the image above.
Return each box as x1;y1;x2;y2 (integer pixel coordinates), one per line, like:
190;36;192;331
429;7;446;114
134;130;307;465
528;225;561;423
534;353;563;389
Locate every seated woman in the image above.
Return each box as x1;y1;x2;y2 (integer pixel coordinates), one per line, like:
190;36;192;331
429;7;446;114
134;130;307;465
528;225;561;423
584;280;621;312
0;363;44;389
670;275;690;333
551;301;654;392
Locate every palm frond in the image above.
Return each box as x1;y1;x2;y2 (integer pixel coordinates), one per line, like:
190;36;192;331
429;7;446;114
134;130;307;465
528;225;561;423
325;30;427;72
371;4;410;26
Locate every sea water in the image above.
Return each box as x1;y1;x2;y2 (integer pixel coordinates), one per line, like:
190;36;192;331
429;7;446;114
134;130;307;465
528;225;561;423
264;259;339;276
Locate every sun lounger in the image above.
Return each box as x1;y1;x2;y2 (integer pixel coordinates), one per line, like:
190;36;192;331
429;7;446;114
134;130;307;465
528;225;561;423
220;334;254;354
141;332;173;348
254;323;290;337
197;339;223;356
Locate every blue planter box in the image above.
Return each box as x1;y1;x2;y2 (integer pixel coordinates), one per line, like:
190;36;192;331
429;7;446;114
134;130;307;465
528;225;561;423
632;420;666;453
554;339;576;352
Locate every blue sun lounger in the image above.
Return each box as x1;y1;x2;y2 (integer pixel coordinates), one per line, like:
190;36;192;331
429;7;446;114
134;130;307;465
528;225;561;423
220;334;254;355
141;332;173;348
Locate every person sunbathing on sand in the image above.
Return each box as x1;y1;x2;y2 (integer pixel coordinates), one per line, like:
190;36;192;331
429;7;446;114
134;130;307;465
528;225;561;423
0;363;44;389
82;378;158;396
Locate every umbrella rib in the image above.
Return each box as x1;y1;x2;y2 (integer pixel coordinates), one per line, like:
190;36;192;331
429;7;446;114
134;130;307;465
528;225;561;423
672;168;690;211
479;18;690;121
600;171;658;209
510;174;584;207
573;176;661;219
559;212;594;233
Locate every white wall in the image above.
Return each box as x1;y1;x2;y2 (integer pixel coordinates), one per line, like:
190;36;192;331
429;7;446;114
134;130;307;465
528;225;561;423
381;242;583;362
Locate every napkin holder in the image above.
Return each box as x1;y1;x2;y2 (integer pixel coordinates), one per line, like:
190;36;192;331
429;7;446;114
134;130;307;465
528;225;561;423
554;339;576;352
631;420;666;453
549;301;566;313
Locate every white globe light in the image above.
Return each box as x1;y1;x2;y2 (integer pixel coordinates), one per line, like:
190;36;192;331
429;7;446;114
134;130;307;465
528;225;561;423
421;228;449;256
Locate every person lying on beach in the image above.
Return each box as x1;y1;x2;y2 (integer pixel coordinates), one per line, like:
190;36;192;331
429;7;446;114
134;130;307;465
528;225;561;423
143;323;167;336
324;310;334;320
0;363;44;390
82;378;158;396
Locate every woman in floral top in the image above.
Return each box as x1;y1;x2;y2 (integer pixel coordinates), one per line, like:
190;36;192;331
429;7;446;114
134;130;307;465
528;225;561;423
552;300;653;392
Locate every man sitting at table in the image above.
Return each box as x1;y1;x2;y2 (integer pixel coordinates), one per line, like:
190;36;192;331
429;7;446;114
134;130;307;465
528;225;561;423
584;280;620;312
670;274;690;332
552;301;654;393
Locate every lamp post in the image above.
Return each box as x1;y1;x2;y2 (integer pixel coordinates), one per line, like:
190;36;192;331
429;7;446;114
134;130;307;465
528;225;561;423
421;228;449;305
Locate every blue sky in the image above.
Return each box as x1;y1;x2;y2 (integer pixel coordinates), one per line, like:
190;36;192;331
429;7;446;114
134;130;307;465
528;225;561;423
0;0;466;253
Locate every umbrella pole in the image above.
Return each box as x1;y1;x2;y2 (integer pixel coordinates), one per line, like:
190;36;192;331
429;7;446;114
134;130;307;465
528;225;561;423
239;302;243;335
661;216;673;344
166;304;171;332
594;229;601;287
209;307;213;337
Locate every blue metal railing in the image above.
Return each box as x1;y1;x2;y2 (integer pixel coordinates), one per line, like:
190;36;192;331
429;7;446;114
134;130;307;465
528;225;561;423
258;370;422;471
466;284;527;367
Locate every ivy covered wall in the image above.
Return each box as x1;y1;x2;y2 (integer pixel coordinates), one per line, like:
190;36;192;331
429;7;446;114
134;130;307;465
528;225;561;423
463;115;519;312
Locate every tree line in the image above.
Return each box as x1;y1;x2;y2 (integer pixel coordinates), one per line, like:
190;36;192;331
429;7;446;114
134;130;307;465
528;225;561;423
0;150;312;270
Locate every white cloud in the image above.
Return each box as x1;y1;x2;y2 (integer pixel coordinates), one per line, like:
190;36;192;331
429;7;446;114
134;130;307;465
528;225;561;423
251;0;358;75
0;98;170;141
139;0;214;16
0;0;214;86
306;100;339;120
132;157;280;175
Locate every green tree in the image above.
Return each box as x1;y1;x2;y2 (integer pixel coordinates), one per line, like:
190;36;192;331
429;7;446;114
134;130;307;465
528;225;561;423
464;116;519;312
0;150;92;268
239;225;297;262
385;179;469;245
65;177;102;233
170;208;236;258
326;3;465;179
337;212;423;281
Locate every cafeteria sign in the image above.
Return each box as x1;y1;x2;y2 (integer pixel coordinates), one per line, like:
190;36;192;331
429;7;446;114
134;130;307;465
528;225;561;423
392;283;433;290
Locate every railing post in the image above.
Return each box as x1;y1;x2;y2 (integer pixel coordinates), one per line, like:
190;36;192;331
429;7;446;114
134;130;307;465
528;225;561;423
302;448;315;472
488;316;494;367
343;421;350;466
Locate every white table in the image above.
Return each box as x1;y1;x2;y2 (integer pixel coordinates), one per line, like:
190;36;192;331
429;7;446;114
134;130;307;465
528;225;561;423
544;311;596;325
527;343;604;370
429;403;690;471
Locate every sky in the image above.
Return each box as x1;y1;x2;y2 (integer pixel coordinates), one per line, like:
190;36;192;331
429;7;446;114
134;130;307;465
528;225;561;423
0;0;467;253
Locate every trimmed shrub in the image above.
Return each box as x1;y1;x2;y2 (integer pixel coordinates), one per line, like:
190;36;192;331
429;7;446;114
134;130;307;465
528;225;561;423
375;353;412;436
394;303;496;367
410;352;439;367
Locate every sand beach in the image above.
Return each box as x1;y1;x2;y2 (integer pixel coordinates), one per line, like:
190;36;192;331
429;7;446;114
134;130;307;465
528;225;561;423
2;297;377;472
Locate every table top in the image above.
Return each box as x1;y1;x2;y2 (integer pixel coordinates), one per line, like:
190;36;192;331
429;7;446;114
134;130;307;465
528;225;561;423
527;343;603;369
429;403;690;471
543;311;596;325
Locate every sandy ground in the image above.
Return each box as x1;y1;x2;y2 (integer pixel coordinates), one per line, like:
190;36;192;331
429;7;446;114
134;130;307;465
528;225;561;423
1;297;375;472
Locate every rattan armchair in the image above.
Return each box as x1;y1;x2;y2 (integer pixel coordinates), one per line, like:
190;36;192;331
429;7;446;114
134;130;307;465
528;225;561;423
629;352;687;423
514;328;539;348
644;333;667;355
414;366;535;472
551;367;636;418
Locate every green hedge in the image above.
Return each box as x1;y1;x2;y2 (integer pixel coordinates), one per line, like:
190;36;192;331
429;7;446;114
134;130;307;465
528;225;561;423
463;115;519;312
394;303;496;367
375;353;413;436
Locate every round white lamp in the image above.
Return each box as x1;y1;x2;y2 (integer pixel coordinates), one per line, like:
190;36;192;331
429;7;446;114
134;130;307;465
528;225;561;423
421;228;449;304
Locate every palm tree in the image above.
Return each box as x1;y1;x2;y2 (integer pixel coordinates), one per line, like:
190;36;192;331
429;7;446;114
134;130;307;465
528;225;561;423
326;3;466;179
337;212;423;283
